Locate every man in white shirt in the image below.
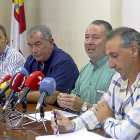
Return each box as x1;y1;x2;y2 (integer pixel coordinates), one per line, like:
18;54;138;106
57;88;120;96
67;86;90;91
0;24;26;82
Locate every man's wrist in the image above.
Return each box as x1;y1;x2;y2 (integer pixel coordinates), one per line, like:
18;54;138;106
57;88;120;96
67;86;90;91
102;117;113;129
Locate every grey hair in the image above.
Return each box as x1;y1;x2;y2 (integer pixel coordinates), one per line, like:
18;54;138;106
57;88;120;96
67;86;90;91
107;27;140;53
26;25;52;44
0;24;9;44
89;20;112;39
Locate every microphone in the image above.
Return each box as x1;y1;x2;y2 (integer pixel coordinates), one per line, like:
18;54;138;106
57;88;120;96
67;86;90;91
12;67;29;77
1;72;27;115
35;77;56;114
0;67;28;98
0;81;11;107
0;81;11;99
11;71;45;111
0;75;11;85
0;81;11;95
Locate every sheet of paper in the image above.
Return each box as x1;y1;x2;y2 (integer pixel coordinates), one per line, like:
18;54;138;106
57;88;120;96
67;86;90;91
35;128;116;140
26;110;78;122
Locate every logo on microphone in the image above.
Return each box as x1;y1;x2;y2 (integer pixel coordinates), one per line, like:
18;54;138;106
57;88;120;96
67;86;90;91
38;76;43;85
42;79;51;83
15;67;22;73
12;73;21;86
18;76;26;90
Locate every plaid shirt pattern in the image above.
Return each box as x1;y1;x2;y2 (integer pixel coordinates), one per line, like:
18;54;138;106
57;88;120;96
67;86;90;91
0;45;25;82
71;72;140;140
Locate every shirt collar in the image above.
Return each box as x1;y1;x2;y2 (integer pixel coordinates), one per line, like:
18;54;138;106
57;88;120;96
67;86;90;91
39;44;57;66
90;55;109;68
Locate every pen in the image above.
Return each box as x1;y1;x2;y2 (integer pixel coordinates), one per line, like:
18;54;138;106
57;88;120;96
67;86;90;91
96;90;106;94
66;89;69;94
53;108;59;135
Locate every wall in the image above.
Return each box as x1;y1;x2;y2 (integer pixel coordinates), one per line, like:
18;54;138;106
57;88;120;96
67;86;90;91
0;0;121;70
122;0;140;32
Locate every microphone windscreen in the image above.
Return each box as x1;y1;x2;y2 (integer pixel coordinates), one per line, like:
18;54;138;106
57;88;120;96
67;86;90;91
39;77;56;96
12;67;29;77
24;71;44;91
0;81;11;94
0;75;11;85
10;72;27;92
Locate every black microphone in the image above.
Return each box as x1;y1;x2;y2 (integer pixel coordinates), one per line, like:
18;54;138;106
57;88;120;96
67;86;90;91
35;77;56;114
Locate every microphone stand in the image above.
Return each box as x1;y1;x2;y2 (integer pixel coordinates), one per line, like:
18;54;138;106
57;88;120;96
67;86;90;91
40;102;48;133
12;100;27;128
9;96;41;130
0;93;21;122
4;87;30;123
0;94;6;108
22;98;48;133
5;98;32;129
0;93;10;110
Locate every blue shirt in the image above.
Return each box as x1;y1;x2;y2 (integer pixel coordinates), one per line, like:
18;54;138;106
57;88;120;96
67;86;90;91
0;45;26;82
24;43;79;93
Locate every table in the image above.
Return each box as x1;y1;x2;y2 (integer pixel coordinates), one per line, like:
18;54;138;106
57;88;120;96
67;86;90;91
0;104;111;140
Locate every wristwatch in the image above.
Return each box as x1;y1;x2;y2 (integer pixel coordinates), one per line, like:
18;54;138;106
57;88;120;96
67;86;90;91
81;102;87;112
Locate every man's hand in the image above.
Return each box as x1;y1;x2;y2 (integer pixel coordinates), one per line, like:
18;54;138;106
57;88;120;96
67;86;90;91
93;98;114;124
57;93;67;108
57;93;84;111
51;109;73;134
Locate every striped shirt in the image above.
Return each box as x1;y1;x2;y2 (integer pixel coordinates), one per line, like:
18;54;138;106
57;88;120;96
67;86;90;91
0;45;26;82
71;55;115;109
71;72;140;140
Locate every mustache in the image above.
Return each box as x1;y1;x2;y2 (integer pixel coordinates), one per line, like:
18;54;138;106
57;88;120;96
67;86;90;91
33;53;42;57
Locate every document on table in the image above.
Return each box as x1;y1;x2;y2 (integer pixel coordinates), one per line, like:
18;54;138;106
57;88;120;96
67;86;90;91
35;128;116;140
26;110;78;122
